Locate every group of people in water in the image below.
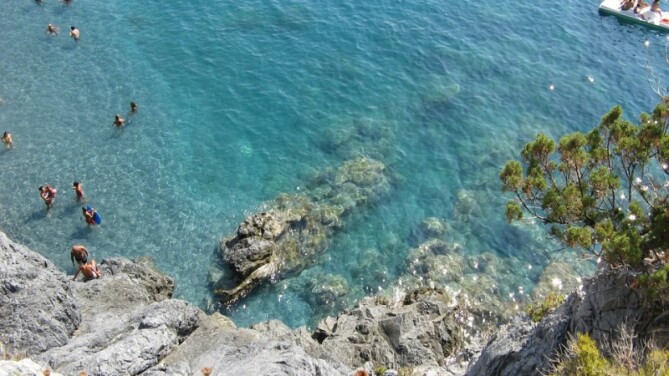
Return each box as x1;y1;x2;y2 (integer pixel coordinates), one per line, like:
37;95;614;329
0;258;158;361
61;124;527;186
38;180;100;228
621;0;665;23
36;181;101;280
3;1;143;283
2;101;136;154
45;23;79;41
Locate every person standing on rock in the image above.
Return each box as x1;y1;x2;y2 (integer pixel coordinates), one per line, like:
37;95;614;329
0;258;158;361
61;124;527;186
70;245;89;266
72;260;101;281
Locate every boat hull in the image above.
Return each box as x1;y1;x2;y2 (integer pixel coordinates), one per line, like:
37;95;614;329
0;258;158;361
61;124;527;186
599;0;669;32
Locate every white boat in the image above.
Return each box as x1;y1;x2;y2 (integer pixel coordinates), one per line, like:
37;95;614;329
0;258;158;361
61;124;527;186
599;0;669;31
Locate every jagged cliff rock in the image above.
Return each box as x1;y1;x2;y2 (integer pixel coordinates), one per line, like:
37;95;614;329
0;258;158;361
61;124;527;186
0;359;64;376
0;232;351;376
144;315;349;376
1;228;664;376
306;289;465;370
0;231;80;357
465;268;668;376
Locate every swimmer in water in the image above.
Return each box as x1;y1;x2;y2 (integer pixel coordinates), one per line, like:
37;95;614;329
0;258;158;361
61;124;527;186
69;26;80;41
46;24;59;35
113;114;125;127
73;181;84;201
82;206;97;225
130;102;138;114
1;132;13;148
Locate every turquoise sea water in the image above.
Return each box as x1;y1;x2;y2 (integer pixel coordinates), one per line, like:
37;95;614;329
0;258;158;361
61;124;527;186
1;0;668;328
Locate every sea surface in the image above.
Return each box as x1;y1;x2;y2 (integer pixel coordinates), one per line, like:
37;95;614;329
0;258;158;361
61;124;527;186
1;0;668;328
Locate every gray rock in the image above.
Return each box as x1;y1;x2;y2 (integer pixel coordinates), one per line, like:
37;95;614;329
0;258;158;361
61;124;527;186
0;231;80;357
69;257;176;336
145;313;349;376
98;257;174;301
569;270;644;351
465;268;666;376
37;300;201;376
0;359;63;376
308;289;464;370
465;301;572;376
215;157;391;306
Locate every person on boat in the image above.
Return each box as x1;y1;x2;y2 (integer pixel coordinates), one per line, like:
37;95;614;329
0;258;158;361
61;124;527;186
621;0;635;10
635;0;650;13
1;131;13;148
70;245;89;266
72;260;102;281
643;0;664;22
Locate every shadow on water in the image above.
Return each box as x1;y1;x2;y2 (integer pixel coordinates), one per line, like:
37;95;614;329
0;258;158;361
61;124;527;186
24;208;49;224
69;224;95;241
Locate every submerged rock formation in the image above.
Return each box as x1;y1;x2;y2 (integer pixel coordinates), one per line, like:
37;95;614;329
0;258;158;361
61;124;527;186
213;157;391;305
402;222;524;327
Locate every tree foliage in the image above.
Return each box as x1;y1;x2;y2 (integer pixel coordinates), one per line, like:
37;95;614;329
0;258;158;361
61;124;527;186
501;104;669;268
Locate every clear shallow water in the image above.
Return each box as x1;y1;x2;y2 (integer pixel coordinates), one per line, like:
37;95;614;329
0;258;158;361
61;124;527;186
1;0;668;328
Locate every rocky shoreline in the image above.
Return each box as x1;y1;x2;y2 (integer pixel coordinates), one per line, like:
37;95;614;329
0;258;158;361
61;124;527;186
1;229;665;376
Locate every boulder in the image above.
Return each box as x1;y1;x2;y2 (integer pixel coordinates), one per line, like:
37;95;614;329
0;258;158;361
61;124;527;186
569;269;665;352
33;255;198;376
214;157;391;305
0;359;64;376
465;300;573;376
69;257;176;335
308;288;465;370
37;299;201;376
144;313;349;376
465;268;667;376
0;231;80;357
